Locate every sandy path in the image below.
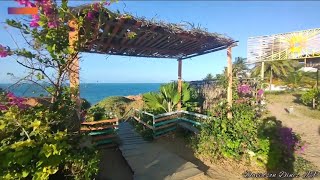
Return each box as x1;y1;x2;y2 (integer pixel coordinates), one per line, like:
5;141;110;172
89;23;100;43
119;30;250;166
267;94;320;169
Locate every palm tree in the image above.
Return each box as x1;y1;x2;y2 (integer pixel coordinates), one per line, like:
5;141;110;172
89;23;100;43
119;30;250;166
251;60;295;90
143;82;191;113
233;57;248;78
284;71;303;90
204;73;214;81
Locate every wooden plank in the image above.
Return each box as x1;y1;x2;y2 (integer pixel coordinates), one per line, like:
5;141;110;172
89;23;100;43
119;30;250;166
154;118;179;127
154;126;176;136
154;114;179;123
179;118;202;126
81;118;118;125
132;116;154;130
149;35;170;48
80;125;118;132
180;110;209;119
177;122;200;134
106;18;125;45
154;122;176;130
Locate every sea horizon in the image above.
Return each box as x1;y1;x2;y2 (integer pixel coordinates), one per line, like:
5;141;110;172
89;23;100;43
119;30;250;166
0;83;163;105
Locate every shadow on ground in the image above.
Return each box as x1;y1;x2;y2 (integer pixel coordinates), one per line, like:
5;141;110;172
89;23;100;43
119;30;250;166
258;116;295;179
154;128;210;175
97;148;133;180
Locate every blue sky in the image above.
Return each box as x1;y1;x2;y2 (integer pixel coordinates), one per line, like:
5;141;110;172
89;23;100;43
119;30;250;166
0;1;320;83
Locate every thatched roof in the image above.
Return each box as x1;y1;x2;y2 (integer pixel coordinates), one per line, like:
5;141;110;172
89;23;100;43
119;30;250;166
72;5;236;59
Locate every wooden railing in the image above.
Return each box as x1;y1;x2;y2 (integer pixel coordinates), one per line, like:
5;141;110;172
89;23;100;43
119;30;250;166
81;118;119;148
130;109;209;138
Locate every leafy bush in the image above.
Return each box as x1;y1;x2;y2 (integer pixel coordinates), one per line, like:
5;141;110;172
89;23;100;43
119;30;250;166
87;106;117;121
194;101;262;160
94;96;140;118
301;89;319;108
130;111;154;140
0;91;99;179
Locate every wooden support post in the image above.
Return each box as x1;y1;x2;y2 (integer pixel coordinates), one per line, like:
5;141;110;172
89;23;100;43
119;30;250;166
68;20;81;122
227;47;233;119
177;58;182;111
304;58;307;67
317;68;319;90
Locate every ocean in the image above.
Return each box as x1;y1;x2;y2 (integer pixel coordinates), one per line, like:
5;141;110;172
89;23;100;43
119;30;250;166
0;83;162;105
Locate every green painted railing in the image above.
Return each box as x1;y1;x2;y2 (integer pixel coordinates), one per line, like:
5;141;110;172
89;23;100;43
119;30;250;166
130;109;209;138
81;118;119;148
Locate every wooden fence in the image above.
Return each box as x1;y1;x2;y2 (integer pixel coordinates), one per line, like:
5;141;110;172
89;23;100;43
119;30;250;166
81;118;119;148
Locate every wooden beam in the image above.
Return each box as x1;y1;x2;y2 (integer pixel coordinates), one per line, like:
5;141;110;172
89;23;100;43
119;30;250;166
227;46;233;119
81;118;119;125
68;19;81;123
80;125;118;132
177;58;182;110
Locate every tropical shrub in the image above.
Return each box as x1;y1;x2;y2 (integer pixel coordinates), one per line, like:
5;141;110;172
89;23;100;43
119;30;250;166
0;91;99;179
301;88;320;109
143;82;198;113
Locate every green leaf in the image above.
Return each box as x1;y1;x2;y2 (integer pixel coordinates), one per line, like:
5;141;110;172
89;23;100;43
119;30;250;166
22;170;29;178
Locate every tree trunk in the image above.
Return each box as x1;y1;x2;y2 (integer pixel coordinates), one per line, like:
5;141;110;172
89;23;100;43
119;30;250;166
269;68;273;91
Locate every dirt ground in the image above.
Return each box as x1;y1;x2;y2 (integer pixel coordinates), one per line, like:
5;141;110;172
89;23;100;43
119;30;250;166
266;93;320;169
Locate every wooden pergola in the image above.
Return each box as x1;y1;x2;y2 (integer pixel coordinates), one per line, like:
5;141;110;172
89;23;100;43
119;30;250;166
69;6;237;118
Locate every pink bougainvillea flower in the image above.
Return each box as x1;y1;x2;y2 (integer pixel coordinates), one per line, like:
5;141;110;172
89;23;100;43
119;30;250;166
238;84;251;94
15;0;29;6
48;21;58;28
30;14;40;27
87;11;95;20
25;1;36;7
93;3;100;11
0;103;7;111
30;21;39;27
0;45;8;58
6;92;15;98
87;11;94;21
104;1;111;6
257;89;264;97
32;14;40;21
